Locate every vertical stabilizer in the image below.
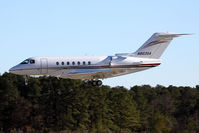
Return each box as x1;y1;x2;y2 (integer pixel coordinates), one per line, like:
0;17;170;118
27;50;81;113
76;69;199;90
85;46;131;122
133;32;190;58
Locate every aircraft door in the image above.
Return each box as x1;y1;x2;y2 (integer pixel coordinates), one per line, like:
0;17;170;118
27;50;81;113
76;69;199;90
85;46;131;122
40;58;48;74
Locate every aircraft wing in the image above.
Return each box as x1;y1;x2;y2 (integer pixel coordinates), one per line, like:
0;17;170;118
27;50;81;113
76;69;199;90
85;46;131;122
51;68;147;80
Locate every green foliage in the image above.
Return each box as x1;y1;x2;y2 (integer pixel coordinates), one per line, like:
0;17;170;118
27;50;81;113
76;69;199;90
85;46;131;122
149;112;172;133
0;73;199;133
108;86;140;132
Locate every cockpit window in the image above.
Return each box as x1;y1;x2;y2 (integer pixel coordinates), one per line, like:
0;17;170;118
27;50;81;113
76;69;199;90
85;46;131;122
30;60;35;64
20;59;29;64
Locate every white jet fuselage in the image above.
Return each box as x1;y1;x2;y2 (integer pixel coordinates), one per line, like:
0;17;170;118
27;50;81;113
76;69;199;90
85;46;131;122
9;56;161;79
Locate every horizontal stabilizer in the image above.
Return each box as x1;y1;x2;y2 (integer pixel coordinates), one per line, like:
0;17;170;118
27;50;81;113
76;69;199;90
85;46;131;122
158;33;192;38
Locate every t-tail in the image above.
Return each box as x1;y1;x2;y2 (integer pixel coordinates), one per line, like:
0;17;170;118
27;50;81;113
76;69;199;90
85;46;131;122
132;32;191;59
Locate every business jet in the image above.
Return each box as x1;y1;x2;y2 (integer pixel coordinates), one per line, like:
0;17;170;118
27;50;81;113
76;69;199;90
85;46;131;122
9;32;189;86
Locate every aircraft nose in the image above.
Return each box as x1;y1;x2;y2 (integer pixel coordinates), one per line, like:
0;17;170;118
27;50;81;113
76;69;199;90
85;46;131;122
9;66;19;74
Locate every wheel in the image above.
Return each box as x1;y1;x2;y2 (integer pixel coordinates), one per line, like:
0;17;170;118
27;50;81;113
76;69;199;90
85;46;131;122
96;80;102;86
92;80;97;86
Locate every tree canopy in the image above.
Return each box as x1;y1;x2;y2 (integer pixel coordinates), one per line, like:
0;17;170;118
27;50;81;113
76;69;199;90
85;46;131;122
0;73;199;133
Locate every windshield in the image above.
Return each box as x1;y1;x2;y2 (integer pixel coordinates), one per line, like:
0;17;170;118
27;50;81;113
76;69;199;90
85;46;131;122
20;59;29;64
20;59;35;64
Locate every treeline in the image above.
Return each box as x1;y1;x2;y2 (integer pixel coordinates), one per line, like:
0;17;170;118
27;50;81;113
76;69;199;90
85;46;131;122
0;73;199;133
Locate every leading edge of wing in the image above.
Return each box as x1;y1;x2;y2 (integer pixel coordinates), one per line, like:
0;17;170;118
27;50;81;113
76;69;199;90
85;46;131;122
57;68;147;79
57;68;125;79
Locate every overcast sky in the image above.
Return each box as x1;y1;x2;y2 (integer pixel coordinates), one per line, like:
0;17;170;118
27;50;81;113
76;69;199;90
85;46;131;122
0;0;198;88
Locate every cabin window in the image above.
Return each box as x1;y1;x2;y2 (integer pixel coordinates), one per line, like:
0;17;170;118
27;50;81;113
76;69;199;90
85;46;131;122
67;62;70;65
88;61;91;65
72;61;75;65
21;59;29;64
56;62;59;65
77;61;80;65
83;61;86;65
62;62;64;65
30;60;35;64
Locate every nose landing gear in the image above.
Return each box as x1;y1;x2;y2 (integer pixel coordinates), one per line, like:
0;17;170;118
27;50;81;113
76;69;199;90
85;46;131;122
23;75;28;85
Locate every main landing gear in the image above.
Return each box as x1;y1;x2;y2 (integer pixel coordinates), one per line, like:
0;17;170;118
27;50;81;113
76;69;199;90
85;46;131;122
88;80;102;86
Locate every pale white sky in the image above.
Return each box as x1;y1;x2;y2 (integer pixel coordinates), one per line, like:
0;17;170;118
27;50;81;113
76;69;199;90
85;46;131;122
0;0;198;88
